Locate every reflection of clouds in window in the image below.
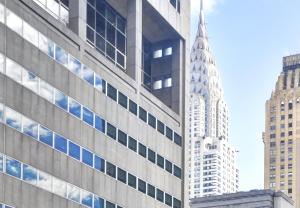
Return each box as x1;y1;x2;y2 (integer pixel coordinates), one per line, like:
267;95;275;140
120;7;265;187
23;22;39;47
40;80;54;102
6;9;22;35
67;184;81;203
94;196;104;208
38;171;52;192
0;53;3;73
6;158;21;178
68;98;81;118
22;70;39;93
83;107;94;126
52;177;67;197
68;55;81;75
39;125;53;146
22;117;38;139
6;58;22;83
22;164;37;184
55;90;68;110
5;108;22;131
55;46;68;66
81;191;93;207
39;33;54;58
82;66;95;85
95;75;104;91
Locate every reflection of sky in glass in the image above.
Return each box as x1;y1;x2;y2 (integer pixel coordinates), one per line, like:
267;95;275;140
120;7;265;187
22;71;39;93
23;117;38;139
0;103;3;122
55;90;68;110
0;54;3;73
0;155;3;172
55;46;68;66
23;22;38;46
6;9;22;35
47;0;59;17
95;75;103;91
39;126;53;146
52;177;67;197
83;107;94;126
82;149;93;167
94;196;104;208
40;80;54;102
22;164;37;184
38;171;52;192
6;108;21;131
54;134;67;153
94;155;105;172
95;115;105;133
82;191;93;207
68;56;81;75
82;66;95;86
68;141;80;160
69;98;81;118
67;184;81;203
6;158;21;178
38;33;54;58
6;58;22;83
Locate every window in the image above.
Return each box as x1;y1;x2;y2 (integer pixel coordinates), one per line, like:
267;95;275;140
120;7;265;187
22;117;38;139
23;71;39;93
52;177;67;198
164;78;172;88
82;191;93;207
54;134;67;153
173;198;181;208
39;33;54;58
6;9;22;35
95;115;105;133
148;113;156;129
106;202;115;208
165;160;173;173
156;189;164;202
138;179;146;193
68;55;81;75
68;141;81;160
289;103;293;110
118;130;127;146
138;143;147;158
128;173;136;189
153;49;162;59
118;92;128;109
174;133;182;146
288;131;293;136
67;184;81;203
82;66;95;86
6;157;21;178
129;100;137;115
40;80;54;102
55;90;68;110
6;58;22;83
95;75;105;92
38;171;52;192
94;155;105;172
39;126;53;146
147;184;155;198
106;162;116;178
0;54;3;73
23;21;38;46
288;114;293;119
0;154;3;172
107;84;117;101
165;193;172;206
82;149;94;167
117;168;127;183
0;4;4;23
22;164;37;185
69;98;82;118
281;115;285;120
55;45;68;66
157;154;165;169
148;149;156;164
83;107;94;126
94;197;104;208
5;108;22;131
128;137;137;152
166;126;173;141
139;107;147;122
173;165;181;178
157;120;165;134
107;123;116;139
0;103;3;122
164;47;172;56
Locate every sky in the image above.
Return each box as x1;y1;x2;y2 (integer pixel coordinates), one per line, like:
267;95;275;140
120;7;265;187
190;0;300;191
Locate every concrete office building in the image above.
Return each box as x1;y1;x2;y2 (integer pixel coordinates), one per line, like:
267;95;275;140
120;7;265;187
0;0;190;207
188;0;238;198
264;54;300;208
190;189;294;208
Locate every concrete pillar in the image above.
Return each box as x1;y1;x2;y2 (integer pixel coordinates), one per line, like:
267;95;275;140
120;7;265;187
69;0;87;40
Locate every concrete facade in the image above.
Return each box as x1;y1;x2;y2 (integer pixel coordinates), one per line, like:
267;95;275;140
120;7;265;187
0;0;190;208
190;190;294;208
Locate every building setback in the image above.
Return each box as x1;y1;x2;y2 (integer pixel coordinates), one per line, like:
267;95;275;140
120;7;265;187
264;54;300;208
0;0;190;208
190;189;294;208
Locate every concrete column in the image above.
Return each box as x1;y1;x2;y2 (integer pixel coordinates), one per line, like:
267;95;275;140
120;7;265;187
126;0;143;82
69;0;87;40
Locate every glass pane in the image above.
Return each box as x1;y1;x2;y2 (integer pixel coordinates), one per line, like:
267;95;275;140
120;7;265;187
86;26;95;43
118;92;127;109
22;117;38;139
148;114;156;129
87;4;95;28
0;154;3;172
106;162;116;178
68;141;81;160
165;160;173;173
106;123;116;140
23;22;38;47
128;137;137;152
38;171;53;192
22;164;38;185
117;52;125;68
40;80;54;102
129;100;137;115
83;107;94;126
39;125;53;147
95;75;104;92
0;4;4;23
6;157;21;178
138;143;146;158
117;168;126;183
82;191;93;207
116;31;125;54
128;173;136;188
117;16;125;34
138;179;146;193
166;126;173;141
94;155;105;172
68;98;81;118
55;46;68;66
147;149;156;164
156;189;164;202
22;70;39;93
39;33;54;58
54;134;67;153
174;165;181;178
52;177;67;197
82;66;95;86
0;53;4;74
96;13;105;37
157;120;165;135
106;7;116;25
82;149;93;167
55;90;68;110
94;196;104;208
68;55;81;75
138;107;147;122
106;201;115;208
107;84;117;101
67;184;81;203
96;34;105;54
6;58;22;83
106;42;115;60
6;108;22;131
6;9;23;35
157;154;164;169
147;184;155;198
95;115;105;133
165;193;172;206
174;133;182;146
47;0;59;17
0;103;4;123
118;130;127;146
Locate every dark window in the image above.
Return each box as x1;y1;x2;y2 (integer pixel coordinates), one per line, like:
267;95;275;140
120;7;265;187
96;12;105;37
106;201;115;208
166;126;173;141
96;34;105;54
289;103;293;110
173;165;181;178
148;113;156;128
118;92;128;109
69;98;81;118
157;120;165;134
106;42;115;60
87;0;95;6
87;26;94;43
288;114;293;119
281;115;285;120
107;84;117;101
139;143;147;158
117;31;126;54
288;188;293;194
107;123;116;139
55;90;68;110
289;131;293;136
94;155;105;172
82;149;94;167
148;149;156;164
156;189;164;202
170;0;177;8
106;162;116;178
118;130;127;146
87;4;95;28
96;0;105;15
128;173;137;188
117;168;127;183
106;22;116;45
94;197;104;208
174;133;182;146
147;184;155;198
157;154;165;168
165;193;172;206
54;134;67;153
138;179;146;193
281;132;285;137
95;115;106;133
129;100;137;115
289;123;293;128
128;137;137;152
68;141;81;160
83;107;94;126
139;107;147;122
165;160;173;174
173;198;181;208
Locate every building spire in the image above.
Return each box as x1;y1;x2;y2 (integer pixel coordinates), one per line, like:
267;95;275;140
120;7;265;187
197;0;206;38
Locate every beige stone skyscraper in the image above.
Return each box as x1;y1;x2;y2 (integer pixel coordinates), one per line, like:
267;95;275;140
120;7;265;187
264;54;300;208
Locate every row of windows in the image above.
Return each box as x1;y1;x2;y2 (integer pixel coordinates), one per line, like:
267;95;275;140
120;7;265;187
0;204;13;208
0;6;182;148
0;153;122;208
169;0;181;13
0;53;181;179
0;103;181;208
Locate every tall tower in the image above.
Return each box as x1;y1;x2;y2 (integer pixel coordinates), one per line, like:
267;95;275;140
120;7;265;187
188;0;239;199
264;54;300;208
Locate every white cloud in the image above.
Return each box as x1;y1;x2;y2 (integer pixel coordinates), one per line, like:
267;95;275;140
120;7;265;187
191;0;223;15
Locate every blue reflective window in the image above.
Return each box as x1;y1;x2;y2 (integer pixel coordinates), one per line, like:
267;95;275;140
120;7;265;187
6;157;21;178
54;134;67;153
82;66;95;86
82;191;93;207
5;108;21;131
68;55;81;75
83;107;94;126
39;126;53;147
22;164;37;184
95;75;104;92
82;149;93;167
68;141;81;160
0;155;3;172
0;103;3;122
39;33;54;58
67;184;81;203
69;98;81;118
55;90;68;111
22;117;38;139
94;155;105;172
55;45;68;66
94;196;104;208
95;115;105;133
